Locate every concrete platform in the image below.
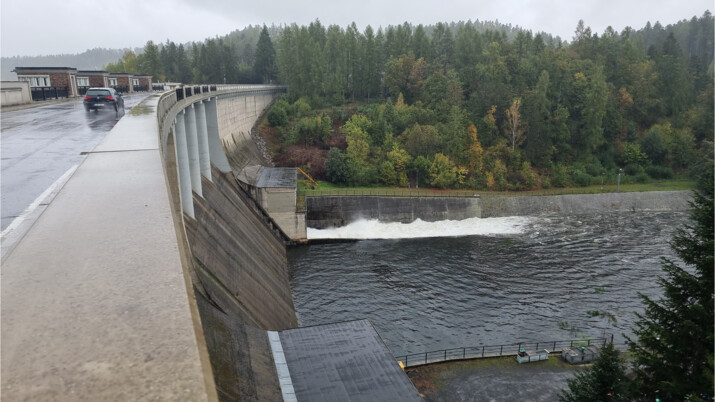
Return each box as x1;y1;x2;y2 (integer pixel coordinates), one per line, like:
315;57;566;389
1;95;213;400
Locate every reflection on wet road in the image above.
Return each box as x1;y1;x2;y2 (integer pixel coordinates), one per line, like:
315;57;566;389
1;94;151;231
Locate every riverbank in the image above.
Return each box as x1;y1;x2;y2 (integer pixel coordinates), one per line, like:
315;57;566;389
407;356;585;401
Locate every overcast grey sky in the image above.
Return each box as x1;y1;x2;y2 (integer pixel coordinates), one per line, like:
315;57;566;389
1;0;711;57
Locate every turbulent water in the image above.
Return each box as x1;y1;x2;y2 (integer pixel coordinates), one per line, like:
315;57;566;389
289;211;688;358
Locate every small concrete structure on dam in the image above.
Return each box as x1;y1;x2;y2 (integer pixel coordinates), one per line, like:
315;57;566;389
1;86;420;401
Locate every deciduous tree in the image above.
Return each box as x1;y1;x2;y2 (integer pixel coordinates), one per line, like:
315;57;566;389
505;98;525;150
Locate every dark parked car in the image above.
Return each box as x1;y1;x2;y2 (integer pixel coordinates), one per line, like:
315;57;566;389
83;88;124;112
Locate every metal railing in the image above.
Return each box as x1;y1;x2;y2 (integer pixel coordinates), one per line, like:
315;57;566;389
111;85;130;94
30;86;68;101
156;84;287;138
395;336;613;368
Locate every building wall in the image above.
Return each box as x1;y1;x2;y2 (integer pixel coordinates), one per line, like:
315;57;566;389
137;77;152;88
48;72;72;92
115;76;131;89
259;188;307;239
87;74;107;87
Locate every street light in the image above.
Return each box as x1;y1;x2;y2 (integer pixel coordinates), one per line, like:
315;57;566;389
617;168;623;192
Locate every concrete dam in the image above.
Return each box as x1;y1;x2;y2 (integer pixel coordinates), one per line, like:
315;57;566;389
1;86;420;401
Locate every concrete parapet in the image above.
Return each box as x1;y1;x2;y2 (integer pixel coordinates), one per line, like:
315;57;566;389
1;81;31;106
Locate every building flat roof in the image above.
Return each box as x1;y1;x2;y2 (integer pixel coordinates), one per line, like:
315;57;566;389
256;167;296;188
13;67;77;72
278;320;422;402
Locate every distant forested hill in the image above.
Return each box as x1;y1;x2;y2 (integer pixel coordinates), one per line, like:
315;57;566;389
1;48;140;80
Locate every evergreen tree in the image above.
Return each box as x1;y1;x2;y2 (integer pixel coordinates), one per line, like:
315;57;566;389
254;25;277;84
626;163;714;400
558;342;629;402
138;40;162;79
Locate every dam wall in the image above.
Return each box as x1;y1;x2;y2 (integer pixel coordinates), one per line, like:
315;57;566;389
216;92;275;178
158;86;298;400
306;195;481;228
306;191;692;228
478;190;693;217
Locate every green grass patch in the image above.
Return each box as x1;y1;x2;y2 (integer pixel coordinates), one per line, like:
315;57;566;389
298;179;696;197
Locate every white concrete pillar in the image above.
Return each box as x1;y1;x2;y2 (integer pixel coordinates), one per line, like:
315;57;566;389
185;104;202;196
174;112;194;218
194;101;212;181
204;98;232;172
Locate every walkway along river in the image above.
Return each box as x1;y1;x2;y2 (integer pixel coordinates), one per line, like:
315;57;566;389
288;211;686;358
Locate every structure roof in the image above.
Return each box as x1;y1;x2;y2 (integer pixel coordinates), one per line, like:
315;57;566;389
256;167;296;188
278;320;422;402
13;67;77;72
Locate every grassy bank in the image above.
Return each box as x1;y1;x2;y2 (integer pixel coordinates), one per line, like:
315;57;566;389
298;179;696;198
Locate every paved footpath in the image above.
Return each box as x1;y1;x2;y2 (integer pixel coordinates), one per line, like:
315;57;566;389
1;94;212;401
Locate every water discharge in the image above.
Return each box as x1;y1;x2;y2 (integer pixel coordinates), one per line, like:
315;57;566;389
290;211;688;358
307;216;534;239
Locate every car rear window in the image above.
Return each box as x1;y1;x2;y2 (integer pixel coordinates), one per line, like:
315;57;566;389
86;89;111;96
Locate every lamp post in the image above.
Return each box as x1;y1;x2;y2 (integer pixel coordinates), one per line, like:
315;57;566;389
617;168;623;192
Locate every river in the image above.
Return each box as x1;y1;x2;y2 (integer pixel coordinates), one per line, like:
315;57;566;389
288;211;687;358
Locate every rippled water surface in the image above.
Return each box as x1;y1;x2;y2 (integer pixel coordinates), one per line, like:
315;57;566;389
289;211;687;357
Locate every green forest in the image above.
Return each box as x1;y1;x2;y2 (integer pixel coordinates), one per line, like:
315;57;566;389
108;13;714;191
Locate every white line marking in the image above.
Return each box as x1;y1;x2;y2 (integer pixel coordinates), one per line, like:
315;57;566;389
1;164;79;238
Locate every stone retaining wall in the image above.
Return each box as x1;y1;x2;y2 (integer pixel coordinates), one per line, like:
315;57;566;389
479;191;692;218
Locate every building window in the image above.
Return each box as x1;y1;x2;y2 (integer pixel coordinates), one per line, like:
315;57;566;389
18;75;51;87
77;77;90;87
108;78;118;86
132;79;139;85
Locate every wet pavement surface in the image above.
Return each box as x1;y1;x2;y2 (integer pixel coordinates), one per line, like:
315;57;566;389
407;356;586;402
1;94;151;232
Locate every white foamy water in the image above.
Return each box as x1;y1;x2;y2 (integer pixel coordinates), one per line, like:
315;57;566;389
307;216;534;239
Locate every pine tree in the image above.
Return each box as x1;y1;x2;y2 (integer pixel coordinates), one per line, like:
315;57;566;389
254;25;277;84
626;162;714;400
558;342;629;402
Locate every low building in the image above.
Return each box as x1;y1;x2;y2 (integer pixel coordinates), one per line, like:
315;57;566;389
13;67;153;99
76;71;109;95
132;74;153;92
108;73;133;94
12;67;79;99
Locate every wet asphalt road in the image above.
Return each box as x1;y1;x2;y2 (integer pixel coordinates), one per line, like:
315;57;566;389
1;94;151;231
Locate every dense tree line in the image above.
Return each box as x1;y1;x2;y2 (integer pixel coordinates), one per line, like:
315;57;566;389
104;25;281;84
103;13;713;190
267;13;712;190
